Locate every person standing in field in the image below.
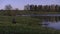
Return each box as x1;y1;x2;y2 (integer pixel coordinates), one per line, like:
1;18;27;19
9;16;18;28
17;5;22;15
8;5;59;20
12;18;16;24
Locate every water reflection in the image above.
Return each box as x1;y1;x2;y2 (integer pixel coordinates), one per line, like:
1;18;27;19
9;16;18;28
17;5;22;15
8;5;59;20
43;21;60;30
16;14;60;30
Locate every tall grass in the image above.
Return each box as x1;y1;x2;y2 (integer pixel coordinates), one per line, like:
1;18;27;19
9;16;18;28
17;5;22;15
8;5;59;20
0;16;59;34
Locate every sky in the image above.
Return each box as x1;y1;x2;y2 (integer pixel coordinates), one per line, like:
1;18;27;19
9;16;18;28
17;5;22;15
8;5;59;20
0;0;60;10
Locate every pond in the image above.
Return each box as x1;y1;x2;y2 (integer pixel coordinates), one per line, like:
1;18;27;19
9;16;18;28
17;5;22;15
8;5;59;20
16;14;60;30
42;21;60;30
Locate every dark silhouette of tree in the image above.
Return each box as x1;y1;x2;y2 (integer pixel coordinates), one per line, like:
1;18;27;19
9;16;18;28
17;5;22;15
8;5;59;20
58;5;60;12
5;4;13;16
43;5;49;11
38;5;42;11
55;5;60;12
5;4;17;24
14;8;19;16
34;5;37;11
5;4;12;10
55;5;58;11
30;5;34;11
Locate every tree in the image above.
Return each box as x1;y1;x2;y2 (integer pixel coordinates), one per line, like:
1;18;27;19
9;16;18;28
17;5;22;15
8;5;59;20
4;4;13;16
30;5;34;11
5;4;12;10
34;5;37;11
59;6;60;12
38;5;42;11
14;8;19;16
24;4;30;10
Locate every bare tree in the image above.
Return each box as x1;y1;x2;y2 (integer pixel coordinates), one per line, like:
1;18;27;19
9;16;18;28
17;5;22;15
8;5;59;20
5;4;12;10
4;4;13;16
5;4;17;24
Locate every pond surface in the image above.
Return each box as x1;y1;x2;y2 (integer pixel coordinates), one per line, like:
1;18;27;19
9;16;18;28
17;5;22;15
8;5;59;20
16;14;60;30
43;21;60;30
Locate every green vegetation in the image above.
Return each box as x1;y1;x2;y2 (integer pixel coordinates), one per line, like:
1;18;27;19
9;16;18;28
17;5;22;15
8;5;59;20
0;10;60;16
0;16;59;34
0;4;60;34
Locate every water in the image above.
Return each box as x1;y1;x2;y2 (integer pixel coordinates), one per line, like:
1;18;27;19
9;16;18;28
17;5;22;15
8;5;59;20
43;21;60;30
16;14;60;30
16;14;60;16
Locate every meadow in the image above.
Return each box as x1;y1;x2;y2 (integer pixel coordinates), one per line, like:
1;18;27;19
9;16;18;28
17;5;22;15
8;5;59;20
0;16;59;34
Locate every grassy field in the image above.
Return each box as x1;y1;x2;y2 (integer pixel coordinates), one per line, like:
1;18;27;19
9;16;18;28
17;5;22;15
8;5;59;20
0;16;60;34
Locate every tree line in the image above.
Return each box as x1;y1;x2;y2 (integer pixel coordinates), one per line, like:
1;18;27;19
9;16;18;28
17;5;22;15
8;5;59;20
24;4;60;12
0;4;60;16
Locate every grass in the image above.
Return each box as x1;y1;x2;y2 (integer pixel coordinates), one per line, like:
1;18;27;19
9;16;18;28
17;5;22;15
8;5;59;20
0;16;60;34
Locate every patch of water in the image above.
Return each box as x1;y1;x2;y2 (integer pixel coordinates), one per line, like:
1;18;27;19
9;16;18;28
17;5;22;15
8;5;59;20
43;21;60;30
48;21;60;30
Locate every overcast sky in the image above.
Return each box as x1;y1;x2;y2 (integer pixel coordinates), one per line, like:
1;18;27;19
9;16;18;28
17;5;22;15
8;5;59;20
0;0;60;10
